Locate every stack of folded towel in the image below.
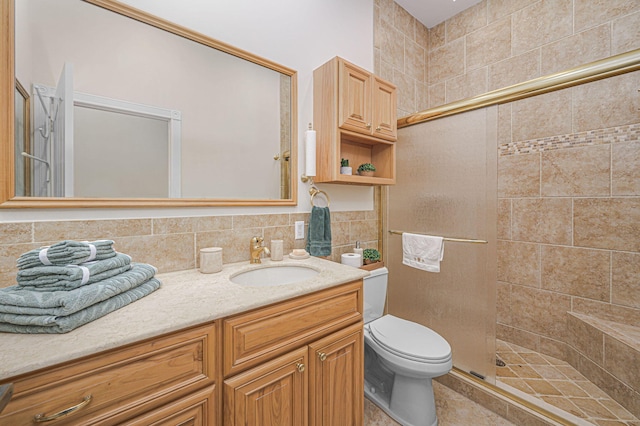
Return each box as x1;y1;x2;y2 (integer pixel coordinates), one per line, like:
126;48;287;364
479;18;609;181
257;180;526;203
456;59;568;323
0;240;161;334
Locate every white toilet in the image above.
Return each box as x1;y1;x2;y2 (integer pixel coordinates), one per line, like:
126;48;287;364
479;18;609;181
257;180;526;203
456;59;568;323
363;267;452;426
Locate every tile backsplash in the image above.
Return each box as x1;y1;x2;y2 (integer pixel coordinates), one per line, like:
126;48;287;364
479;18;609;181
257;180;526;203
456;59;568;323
0;208;380;288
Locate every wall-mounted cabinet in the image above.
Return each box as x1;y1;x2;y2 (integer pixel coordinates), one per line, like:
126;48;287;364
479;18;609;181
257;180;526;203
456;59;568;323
314;57;397;185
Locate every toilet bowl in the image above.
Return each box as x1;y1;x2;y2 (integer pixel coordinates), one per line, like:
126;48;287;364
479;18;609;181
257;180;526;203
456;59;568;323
363;267;452;426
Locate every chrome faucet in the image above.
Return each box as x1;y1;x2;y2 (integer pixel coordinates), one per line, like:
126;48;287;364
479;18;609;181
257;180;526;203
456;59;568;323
250;236;270;264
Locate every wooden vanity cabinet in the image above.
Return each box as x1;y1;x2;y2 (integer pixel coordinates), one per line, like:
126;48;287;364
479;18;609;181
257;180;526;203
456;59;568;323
314;56;396;185
223;280;364;426
0;323;217;426
0;281;364;426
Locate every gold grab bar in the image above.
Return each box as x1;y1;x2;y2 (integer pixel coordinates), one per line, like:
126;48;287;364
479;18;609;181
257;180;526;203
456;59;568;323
388;230;487;244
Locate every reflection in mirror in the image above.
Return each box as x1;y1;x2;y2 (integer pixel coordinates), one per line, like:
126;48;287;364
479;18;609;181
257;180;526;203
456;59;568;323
14;80;30;197
7;0;297;206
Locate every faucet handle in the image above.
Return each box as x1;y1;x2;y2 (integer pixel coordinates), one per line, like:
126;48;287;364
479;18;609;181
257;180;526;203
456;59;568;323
251;236;263;244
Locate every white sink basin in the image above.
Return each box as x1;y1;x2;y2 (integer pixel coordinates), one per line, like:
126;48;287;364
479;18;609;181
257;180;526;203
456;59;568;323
230;264;320;287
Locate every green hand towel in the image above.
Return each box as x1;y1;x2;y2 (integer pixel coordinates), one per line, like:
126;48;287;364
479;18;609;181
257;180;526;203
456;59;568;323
306;206;332;257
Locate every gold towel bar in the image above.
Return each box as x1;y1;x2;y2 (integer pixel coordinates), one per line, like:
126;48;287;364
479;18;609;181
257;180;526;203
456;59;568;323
310;187;330;208
388;230;488;244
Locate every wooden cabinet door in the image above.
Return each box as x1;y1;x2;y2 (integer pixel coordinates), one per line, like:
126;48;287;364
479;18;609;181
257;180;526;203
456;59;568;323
309;323;364;426
372;76;397;141
338;61;372;135
224;347;308;426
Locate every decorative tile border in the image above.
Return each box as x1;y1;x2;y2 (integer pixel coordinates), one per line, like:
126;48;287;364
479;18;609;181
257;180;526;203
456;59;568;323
499;123;640;156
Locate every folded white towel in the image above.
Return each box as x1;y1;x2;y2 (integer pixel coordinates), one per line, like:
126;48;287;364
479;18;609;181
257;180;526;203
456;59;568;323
402;233;444;273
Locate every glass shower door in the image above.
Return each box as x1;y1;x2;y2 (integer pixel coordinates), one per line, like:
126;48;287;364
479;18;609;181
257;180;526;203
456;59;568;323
386;106;498;382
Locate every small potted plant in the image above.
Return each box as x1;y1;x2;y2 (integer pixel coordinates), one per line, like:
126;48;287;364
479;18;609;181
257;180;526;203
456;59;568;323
362;248;381;265
340;158;352;175
357;163;376;177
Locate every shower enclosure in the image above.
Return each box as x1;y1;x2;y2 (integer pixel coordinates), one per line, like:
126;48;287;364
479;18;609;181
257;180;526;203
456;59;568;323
384;51;640;422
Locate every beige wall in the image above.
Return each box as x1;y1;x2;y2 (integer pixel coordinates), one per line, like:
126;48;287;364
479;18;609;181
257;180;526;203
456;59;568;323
376;0;640;416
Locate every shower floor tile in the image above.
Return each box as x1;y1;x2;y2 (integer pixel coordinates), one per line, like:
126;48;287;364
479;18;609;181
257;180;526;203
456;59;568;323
496;339;640;426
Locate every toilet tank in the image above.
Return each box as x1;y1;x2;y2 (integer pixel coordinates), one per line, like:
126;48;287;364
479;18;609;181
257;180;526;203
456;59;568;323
363;266;388;323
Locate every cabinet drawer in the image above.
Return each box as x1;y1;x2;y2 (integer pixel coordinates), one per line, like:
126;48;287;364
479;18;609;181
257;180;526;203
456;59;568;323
126;384;216;426
0;323;216;426
223;280;362;377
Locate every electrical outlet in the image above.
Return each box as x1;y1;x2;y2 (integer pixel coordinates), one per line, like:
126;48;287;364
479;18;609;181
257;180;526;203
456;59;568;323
294;221;304;239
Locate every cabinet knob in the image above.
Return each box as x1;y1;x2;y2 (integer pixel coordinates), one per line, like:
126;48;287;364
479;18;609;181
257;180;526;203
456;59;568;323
318;352;327;362
296;363;305;373
34;395;92;423
376;126;382;131
366;123;372;129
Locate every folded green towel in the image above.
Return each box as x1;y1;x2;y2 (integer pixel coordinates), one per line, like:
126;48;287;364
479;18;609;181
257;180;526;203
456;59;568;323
0;278;161;334
306;206;332;257
17;240;117;270
17;253;132;291
0;263;157;316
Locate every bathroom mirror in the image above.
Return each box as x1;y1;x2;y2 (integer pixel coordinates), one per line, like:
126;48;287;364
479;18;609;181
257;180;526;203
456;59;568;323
0;0;298;207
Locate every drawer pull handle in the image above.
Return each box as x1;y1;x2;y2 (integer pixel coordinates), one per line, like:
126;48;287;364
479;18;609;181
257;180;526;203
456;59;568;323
34;395;92;423
318;352;327;362
296;363;305;373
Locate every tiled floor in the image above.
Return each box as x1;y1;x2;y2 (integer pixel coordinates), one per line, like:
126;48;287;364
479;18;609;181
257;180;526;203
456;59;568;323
365;380;517;426
496;339;640;426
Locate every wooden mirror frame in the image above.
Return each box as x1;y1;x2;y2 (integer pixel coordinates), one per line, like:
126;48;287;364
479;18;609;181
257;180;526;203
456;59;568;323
0;0;298;208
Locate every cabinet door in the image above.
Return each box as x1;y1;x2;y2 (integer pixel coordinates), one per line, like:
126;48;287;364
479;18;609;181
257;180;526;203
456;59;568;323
338;61;372;135
224;347;308;426
372;77;397;141
309;323;363;426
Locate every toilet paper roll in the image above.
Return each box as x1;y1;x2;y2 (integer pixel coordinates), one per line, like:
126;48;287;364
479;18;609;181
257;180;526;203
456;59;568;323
341;253;362;268
305;128;316;177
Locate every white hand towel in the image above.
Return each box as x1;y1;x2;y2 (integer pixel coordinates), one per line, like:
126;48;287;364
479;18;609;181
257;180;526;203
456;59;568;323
402;233;445;273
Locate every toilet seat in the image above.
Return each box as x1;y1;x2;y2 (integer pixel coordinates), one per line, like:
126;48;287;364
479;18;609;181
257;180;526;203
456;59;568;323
368;315;451;363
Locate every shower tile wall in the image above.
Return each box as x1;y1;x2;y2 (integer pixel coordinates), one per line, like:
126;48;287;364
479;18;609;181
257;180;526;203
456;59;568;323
374;0;640;116
497;73;640;417
0;206;380;288
374;0;640;418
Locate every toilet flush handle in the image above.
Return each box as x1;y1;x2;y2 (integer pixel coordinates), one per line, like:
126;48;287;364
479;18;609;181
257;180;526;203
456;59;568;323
317;352;327;362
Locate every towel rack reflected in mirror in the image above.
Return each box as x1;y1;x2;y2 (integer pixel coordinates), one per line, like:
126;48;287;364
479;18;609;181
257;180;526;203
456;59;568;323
388;230;487;244
310;187;330;208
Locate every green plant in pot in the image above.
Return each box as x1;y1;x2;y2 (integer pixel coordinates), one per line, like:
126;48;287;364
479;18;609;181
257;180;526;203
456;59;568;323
362;248;380;264
340;158;352;175
357;163;376;177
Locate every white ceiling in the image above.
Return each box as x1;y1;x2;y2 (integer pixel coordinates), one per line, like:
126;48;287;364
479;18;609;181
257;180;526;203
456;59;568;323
394;0;483;28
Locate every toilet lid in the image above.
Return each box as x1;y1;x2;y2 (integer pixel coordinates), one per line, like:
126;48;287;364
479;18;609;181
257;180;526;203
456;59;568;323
369;315;452;363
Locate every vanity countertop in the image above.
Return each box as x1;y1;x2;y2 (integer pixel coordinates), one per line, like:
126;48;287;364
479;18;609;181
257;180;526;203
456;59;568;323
0;257;368;380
